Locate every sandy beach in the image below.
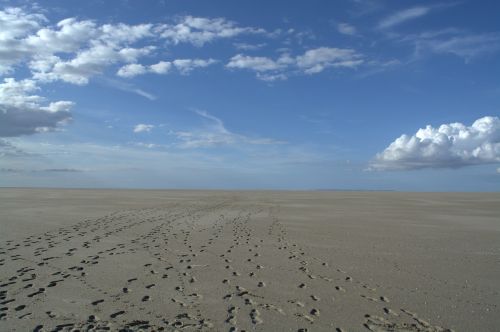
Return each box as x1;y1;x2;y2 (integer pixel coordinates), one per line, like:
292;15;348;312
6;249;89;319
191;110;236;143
0;189;499;331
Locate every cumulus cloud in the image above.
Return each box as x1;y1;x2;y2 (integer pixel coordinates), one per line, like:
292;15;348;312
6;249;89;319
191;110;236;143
32;44;155;85
1;8;267;85
0;7;157;84
150;61;171;74
156;16;266;46
0;6;276;138
296;47;363;73
378;6;431;29
371;116;500;170
227;54;289;72
28;20;154;81
0;78;73;137
117;63;148;77
133;124;154;133
0;7;46;74
227;47;363;80
117;59;216;77
172;58;217;74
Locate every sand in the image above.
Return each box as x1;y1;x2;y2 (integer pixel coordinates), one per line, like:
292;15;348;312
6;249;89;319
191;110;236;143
0;189;499;331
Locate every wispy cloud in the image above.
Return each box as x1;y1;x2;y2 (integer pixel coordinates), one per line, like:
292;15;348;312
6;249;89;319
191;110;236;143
337;22;357;36
98;77;156;100
0;138;32;157
411;31;500;62
233;42;266;51
0;167;86;173
348;0;385;17
171;110;285;148
378;6;431;29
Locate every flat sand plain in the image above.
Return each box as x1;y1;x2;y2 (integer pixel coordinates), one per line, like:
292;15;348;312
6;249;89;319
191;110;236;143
0;189;499;331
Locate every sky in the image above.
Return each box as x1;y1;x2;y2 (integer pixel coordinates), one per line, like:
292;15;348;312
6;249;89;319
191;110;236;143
1;0;500;191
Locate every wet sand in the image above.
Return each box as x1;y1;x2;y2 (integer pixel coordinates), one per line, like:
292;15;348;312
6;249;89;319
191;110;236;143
0;189;499;331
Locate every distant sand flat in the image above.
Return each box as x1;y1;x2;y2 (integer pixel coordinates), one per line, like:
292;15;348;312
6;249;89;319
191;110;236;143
0;189;499;331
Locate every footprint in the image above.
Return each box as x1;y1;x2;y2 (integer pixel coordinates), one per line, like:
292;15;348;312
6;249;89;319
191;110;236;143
335;286;345;292
15;304;26;311
110;310;125;318
310;308;320;316
383;307;398;316
250;309;263;324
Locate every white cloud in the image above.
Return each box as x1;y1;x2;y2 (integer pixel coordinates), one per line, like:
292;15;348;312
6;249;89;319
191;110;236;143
233;42;266;51
25;18;98;55
411;31;500;61
0;7;158;83
117;63;147;77
226;54;289;72
117;59;215;77
171;110;284;148
172;58;217;74
32;44;155;85
156;16;266;46
2;8;266;85
371;116;500;170
0;7;46;74
0;138;30;157
497;167;500;174
133;124;154;133
0;78;73;137
149;61;171;74
227;47;363;80
337;23;357;36
255;72;288;82
296;47;363;73
379;6;430;29
99;77;156;100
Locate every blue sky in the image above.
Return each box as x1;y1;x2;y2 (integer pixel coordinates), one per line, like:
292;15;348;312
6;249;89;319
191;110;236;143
1;0;499;190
